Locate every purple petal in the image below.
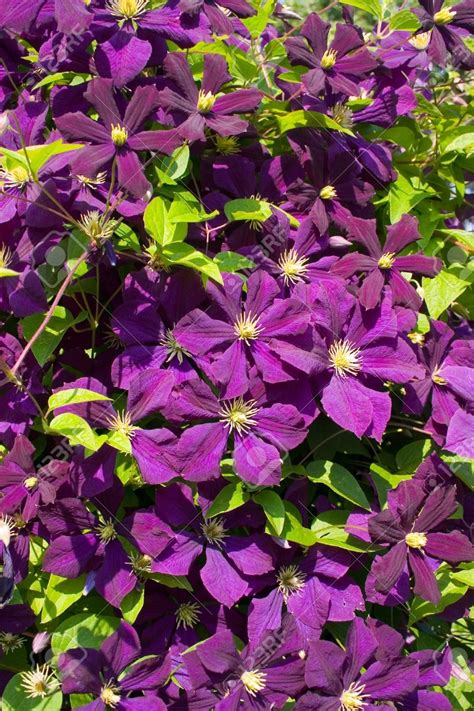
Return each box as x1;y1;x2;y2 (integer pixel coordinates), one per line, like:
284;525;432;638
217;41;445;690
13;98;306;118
201;547;248;607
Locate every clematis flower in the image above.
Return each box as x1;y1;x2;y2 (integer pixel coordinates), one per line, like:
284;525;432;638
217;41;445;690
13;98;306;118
248;546;364;647
283;130;375;233
0;0;91;34
404;320;474;440
58;620;170;710
403;647;453;710
414;0;474;68
285;12;377;97
275;282;423;440
158;53;262;141
295;617;419;710
178;0;256;35
39;497;173;606
152;483;274;607
184;614;305;708
166;376;307;486
331;214;442;309
368;481;474;604
174;271;311;399
56;77;182;197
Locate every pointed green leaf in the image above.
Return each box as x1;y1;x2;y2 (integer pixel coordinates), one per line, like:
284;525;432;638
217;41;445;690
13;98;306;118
306;460;371;510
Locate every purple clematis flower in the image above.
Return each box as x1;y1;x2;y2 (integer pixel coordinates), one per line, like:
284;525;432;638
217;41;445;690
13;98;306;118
158;53;261;141
0;0;92;34
248;546;364;647
152;483;274;607
331;214;442;309
286;13;377;97
166;375;307;486
404;320;474;439
283;130;375;233
174;271;311;399
295;617;419;711
368;480;474;604
59;620;170;710
56;77;182;197
184;614;305;709
39;497;173;606
179;0;255;35
414;0;474;69
275;282;423;440
403;647;453;710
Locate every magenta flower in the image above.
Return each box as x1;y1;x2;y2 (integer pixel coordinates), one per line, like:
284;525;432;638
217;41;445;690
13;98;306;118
179;0;256;35
331;214;442;309
59;621;171;710
158;53;261;140
174;271;311;398
368;481;474;604
56;78;181;197
414;0;474;68
0;0;91;34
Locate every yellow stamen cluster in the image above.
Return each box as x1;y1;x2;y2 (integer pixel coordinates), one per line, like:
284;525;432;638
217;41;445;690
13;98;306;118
319;184;337;200
100;681;121;707
234;312;263;343
20;665;59;699
110;124;129;146
77;171;107;186
215;135;240;155
0;165;30;191
332;102;354;129
320;48;338;69
339;681;369;710
276;564;306;600
105;0;149;20
107;410;139;438
97;520;117;544
129;552;152;576
328;340;362;378
219;397;259;435
0;514;17;547
24;476;38;490
79;210;118;244
240;669;267;696
405;531;427;549
160;329;190;364
176;601;201;629
0;632;24;653
201;517;228;545
433;7;456;24
197;90;216;113
378;252;396;270
408;31;431;50
277;248;310;285
408;332;425;346
0;244;13;269
432;369;447;385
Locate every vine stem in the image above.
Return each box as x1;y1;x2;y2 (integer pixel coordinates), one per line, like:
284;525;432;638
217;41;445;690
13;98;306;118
10;249;90;377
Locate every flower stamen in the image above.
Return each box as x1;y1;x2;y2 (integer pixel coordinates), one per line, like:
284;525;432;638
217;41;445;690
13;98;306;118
219;397;259;435
176;601;201;629
276;564;306;601
234;312;263;344
201;517;228;546
321;48;338;69
240;669;266;696
197;90;216;113
405;531;427;549
328;340;362;378
20;665;59;699
105;0;149;20
319;185;337;200
277;248;310;285
110;124;128;146
107;410;138;439
100;681;121;707
339;681;369;710
378;252;396;269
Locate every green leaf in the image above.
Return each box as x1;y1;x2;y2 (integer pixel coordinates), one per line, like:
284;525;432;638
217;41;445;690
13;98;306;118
0;140;82;178
213;252;255;273
224;198;272;223
409;567;468;623
441;455;474;490
369;463;412;508
278;501;318;546
51;613;120;656
115;223;141;252
163;243;223;284
48;388;111;412
156;144;190;185
310;510;377;552
49;413;100;451
2;674;62;711
339;0;383;20
242;0;277;37
22;306;78;366
437;228;474;251
150;573;192;591
396;439;433;474
423;271;470;319
388;172;434;222
121;587;145;623
144;197;171;246
106;428;132;454
41;574;86;623
451;566;474;587
254;490;285;535
389;10;421;31
277;109;353;135
207;482;249;517
306;460;371;510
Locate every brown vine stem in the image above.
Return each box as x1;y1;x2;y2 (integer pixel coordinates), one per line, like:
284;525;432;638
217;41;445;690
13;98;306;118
10;249;90;377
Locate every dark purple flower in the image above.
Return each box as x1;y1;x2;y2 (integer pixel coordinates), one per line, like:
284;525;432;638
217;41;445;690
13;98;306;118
56;78;181;197
184;614;305;708
58;620;170;710
368;481;474;604
158;53;261;141
286;13;377;97
283;130;375;233
152;483;274;607
414;0;474;68
174;271;311;399
331;214;442;309
179;0;255;35
295;617;419;711
0;0;91;34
